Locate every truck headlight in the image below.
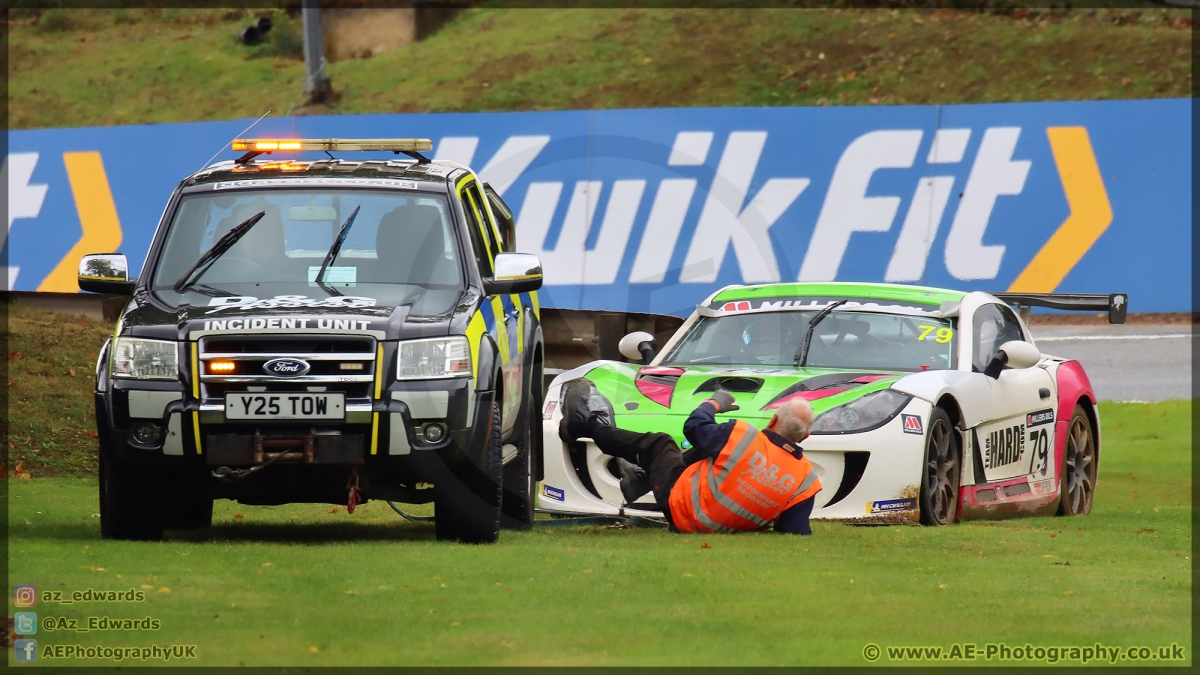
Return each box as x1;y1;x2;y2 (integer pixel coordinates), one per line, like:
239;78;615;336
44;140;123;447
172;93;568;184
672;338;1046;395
810;389;911;435
396;337;471;380
112;338;178;380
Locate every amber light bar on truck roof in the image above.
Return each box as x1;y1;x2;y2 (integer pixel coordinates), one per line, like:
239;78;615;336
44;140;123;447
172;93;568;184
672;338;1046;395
231;138;434;164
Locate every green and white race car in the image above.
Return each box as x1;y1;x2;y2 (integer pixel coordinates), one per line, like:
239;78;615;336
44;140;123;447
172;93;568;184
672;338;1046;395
539;282;1126;525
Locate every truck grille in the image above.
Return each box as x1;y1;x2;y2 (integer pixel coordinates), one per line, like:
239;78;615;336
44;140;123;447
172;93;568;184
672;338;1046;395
198;335;378;403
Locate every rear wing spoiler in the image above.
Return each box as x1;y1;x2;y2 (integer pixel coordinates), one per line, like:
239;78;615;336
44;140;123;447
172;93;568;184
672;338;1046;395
992;293;1127;324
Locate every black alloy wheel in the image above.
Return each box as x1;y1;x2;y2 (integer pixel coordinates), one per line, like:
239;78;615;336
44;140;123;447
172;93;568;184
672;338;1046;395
1057;404;1097;516
919;408;960;526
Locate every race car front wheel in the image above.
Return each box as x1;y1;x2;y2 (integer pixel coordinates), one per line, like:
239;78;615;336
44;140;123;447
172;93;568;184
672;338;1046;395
1057;404;1096;516
919;408;960;526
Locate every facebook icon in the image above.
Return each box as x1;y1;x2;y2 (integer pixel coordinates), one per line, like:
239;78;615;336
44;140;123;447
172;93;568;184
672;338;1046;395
14;639;37;663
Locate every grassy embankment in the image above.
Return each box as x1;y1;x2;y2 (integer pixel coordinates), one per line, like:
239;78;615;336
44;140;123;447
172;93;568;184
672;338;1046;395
7;6;1191;130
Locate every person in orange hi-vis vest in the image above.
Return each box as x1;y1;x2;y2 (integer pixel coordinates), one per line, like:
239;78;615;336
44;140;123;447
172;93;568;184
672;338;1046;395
559;381;822;534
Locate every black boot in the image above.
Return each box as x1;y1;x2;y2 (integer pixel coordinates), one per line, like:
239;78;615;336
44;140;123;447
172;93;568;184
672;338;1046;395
557;378;614;442
613;458;650;504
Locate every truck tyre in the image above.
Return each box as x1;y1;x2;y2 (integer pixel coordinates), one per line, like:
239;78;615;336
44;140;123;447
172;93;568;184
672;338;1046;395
99;454;164;541
500;432;535;530
435;400;502;544
501;363;540;530
918;407;960;526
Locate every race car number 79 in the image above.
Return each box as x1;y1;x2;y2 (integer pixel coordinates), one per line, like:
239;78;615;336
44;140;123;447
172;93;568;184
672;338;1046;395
918;325;954;343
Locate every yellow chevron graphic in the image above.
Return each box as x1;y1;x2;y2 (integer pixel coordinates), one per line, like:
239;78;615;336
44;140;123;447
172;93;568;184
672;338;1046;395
1008;127;1112;293
38;152;124;293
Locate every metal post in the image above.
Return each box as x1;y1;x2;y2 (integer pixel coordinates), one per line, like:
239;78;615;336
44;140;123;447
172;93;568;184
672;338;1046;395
301;0;333;104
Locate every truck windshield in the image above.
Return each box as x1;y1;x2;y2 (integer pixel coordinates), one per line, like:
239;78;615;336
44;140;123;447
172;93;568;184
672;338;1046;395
151;190;464;316
663;310;956;372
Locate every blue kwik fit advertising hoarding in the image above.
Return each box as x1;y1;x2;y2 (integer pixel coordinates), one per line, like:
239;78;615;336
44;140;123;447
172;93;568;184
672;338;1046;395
5;98;1190;314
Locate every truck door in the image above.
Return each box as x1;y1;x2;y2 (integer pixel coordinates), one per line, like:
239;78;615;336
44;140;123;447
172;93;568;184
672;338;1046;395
458;178;522;433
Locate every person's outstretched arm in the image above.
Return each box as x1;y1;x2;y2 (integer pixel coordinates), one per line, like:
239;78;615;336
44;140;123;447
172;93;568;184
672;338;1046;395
681;394;738;465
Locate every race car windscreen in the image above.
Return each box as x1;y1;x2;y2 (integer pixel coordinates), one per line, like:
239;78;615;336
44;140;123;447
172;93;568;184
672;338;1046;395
150;190;465;316
663;310;956;371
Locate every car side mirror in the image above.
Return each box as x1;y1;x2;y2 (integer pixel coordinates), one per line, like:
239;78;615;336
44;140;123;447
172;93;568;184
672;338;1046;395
619;331;656;364
983;340;1041;378
78;253;135;295
482;253;543;295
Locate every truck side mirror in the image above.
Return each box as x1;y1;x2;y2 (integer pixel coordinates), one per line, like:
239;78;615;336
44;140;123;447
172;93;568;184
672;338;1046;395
482;252;543;295
619;331;656;364
78;253;135;295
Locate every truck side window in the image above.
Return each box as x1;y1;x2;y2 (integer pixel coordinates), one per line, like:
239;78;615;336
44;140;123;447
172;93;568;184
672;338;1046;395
483;183;516;253
459;190;493;278
464;184;502;258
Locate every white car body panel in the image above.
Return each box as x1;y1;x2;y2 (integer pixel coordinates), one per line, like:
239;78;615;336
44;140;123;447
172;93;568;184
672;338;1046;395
891;370;993;428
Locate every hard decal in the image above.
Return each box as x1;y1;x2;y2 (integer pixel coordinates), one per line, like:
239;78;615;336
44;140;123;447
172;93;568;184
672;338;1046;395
541;484;565;502
901;414;924;435
984;423;1026;469
868;497;917;514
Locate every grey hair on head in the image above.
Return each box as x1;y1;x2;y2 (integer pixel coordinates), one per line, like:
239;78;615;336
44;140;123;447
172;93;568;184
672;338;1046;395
773;398;814;443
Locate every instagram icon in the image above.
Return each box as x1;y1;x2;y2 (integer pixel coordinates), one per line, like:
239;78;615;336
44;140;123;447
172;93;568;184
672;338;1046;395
14;585;37;607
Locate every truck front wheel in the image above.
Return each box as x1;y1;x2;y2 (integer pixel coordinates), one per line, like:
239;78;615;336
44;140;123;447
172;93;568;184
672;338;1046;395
434;399;502;544
99;454;164;541
501;373;539;530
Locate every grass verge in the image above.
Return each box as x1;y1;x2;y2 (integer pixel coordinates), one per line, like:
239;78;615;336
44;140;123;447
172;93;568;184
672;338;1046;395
3;304;113;479
5;401;1190;666
7;6;1191;130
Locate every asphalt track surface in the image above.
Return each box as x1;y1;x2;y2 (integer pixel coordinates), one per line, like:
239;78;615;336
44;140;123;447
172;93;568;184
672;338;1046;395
1028;324;1192;402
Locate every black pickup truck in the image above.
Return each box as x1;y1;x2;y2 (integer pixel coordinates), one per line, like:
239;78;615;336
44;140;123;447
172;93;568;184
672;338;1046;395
80;138;545;543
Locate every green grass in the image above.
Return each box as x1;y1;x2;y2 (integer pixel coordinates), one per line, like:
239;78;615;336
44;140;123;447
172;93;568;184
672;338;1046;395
7;6;1191;130
6;401;1190;666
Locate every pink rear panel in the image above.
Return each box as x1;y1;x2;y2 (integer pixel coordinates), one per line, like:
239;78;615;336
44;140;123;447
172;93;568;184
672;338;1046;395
1054;360;1097;476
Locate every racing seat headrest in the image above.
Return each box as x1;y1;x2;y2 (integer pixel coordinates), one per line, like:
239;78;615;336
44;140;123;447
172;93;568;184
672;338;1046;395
213;201;286;260
373;204;459;286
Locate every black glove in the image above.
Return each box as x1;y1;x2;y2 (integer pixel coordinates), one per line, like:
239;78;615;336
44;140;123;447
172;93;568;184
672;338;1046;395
709;389;740;413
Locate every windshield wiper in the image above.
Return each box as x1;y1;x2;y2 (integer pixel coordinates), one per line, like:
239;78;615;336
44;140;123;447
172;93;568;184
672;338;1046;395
173;211;265;294
314;205;361;297
183;283;236;298
793;299;848;367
